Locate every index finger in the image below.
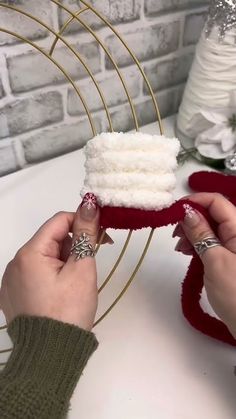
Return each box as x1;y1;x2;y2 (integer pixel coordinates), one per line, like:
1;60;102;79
187;193;236;249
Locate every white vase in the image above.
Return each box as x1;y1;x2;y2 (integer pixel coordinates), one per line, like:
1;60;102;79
176;22;236;150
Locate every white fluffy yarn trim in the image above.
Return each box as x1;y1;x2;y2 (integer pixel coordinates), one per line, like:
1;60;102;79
81;187;174;211
85;151;178;174
84;172;176;192
85;132;180;156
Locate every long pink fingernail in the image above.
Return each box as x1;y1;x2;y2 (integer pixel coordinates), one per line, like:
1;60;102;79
80;193;97;221
175;240;182;252
175;238;193;253
172;224;183;238
183;204;201;228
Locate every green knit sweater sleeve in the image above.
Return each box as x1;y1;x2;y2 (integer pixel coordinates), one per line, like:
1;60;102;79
0;316;98;419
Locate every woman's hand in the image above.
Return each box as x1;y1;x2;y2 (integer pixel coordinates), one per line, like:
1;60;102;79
0;193;102;331
174;193;236;338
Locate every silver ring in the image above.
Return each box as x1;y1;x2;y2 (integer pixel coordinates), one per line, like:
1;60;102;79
194;236;222;256
70;233;95;261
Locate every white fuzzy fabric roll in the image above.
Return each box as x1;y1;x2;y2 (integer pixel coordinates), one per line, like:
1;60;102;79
81;132;180;210
84;173;176;192
86;132;180;155
80;188;174;211
85;151;177;173
177;25;236;141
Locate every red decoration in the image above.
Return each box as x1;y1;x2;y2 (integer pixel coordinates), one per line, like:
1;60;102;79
189;171;236;198
100;199;207;230
100;171;236;346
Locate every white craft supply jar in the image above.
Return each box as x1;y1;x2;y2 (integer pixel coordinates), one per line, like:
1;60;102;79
176;0;236;149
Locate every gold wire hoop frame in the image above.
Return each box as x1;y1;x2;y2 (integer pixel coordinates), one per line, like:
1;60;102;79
49;7;90;56
0;1;164;352
0;3;113;133
50;0;164;134
94;229;154;326
46;1;163;325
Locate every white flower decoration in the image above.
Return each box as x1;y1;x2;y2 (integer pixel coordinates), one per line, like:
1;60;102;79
191;91;236;159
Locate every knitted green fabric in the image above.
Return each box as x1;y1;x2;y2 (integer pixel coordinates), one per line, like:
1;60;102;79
0;316;98;418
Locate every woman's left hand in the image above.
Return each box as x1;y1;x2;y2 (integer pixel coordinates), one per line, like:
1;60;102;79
0;193;103;331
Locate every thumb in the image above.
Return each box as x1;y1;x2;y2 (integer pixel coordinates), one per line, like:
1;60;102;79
181;204;222;263
67;193;100;267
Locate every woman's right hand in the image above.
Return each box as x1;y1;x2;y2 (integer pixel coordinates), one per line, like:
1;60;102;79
174;193;236;338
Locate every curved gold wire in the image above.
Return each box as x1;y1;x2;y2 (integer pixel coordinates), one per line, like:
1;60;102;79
0;324;8;353
0;3;113;132
51;0;139;131
94;229;155;327
0;7;96;344
0;14;136;329
50;4;160;301
52;0;142;289
50;0;162;134
0;325;7;331
0;1;164;328
0;348;11;354
49;7;89;56
0;27;96;137
98;230;133;293
80;0;164;135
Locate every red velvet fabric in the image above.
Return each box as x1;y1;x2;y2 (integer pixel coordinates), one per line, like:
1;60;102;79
100;199;204;230
182;255;236;346
99;171;236;346
189;171;236;198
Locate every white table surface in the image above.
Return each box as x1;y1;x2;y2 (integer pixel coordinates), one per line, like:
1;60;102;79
0;116;236;419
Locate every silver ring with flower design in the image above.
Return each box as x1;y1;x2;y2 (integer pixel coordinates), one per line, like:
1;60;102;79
70;233;95;261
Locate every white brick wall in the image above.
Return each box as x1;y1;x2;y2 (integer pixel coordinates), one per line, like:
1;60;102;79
0;0;209;177
0;1;53;45
7;41;101;93
67;70;140;115
183;11;208;45
0;91;63;138
143;53;194;93
104;21;181;69
145;0;207;15
23;117;102;163
59;0;142;32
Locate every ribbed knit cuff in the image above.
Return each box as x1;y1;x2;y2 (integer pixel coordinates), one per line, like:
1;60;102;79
2;316;98;402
